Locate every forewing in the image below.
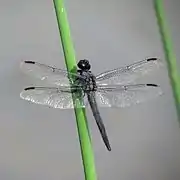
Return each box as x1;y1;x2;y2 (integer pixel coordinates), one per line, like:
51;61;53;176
96;58;163;85
95;84;163;108
20;60;82;86
20;86;86;109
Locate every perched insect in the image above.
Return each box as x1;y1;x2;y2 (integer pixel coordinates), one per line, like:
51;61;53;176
20;57;163;151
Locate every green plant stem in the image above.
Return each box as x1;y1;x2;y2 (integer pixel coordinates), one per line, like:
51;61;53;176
154;0;180;119
53;0;97;180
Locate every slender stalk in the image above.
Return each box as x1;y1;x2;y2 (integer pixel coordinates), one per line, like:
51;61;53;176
154;0;180;120
53;0;97;180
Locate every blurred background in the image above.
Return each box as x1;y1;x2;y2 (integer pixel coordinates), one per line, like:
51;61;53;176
0;0;179;179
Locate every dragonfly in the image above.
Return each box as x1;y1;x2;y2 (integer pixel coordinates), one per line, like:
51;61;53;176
20;57;163;151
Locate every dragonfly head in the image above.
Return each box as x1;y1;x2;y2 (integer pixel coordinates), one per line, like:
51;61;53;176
77;59;91;71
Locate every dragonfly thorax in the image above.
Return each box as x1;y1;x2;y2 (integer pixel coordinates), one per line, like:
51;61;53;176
77;70;97;92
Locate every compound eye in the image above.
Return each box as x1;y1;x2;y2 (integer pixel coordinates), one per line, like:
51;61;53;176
77;59;91;70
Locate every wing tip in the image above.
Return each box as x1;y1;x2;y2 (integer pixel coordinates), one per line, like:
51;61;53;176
24;87;35;91
147;57;158;61
20;60;36;69
146;83;159;87
146;84;163;96
24;60;35;64
146;57;163;64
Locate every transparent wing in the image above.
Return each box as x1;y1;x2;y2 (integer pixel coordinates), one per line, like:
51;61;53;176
20;60;84;86
96;58;163;85
20;86;87;109
95;84;163;108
